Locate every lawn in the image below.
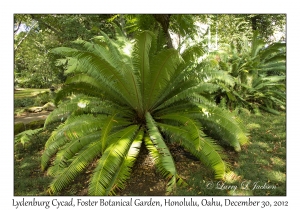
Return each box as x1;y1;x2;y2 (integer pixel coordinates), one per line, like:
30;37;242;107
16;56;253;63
14;111;286;196
174;111;286;196
14;88;49;99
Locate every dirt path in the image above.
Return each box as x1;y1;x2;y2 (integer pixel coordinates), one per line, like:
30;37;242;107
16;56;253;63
14;111;51;124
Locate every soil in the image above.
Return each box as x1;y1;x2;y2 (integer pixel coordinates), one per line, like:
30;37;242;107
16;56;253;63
14;111;51;124
73;143;204;196
118;143;203;196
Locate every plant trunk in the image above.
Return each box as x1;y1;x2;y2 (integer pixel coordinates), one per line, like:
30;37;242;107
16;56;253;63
153;14;173;48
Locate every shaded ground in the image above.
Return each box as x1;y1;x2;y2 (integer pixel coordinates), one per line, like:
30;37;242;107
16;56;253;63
119;145;204;196
118;143;235;196
14;111;51;124
73;143;205;196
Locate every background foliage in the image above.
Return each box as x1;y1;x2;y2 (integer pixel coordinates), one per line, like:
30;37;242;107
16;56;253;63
14;14;286;88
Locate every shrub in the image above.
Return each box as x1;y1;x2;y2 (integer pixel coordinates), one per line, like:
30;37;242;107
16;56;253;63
42;30;248;195
14;97;35;108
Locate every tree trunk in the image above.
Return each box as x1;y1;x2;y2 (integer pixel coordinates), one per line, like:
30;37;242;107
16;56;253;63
153;14;173;48
251;15;261;31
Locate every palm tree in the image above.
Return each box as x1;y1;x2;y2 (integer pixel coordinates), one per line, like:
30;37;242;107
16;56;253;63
43;29;248;195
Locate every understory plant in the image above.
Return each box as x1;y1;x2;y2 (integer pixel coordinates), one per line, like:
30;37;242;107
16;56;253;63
201;31;286;114
42;29;248;195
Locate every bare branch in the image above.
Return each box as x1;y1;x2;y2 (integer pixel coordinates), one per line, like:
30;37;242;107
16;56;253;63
14;21;22;34
14;22;37;52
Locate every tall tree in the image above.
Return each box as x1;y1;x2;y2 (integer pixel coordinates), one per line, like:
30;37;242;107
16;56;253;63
153;14;173;48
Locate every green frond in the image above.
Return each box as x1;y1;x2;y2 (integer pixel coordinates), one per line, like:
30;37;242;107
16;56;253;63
259;62;286;73
180;42;206;64
196;83;220;94
184;138;228;179
107;130;143;195
154;87;196;112
157;113;206;150
98;31;125;66
170;15;198;38
14;128;44;146
63;57;80;75
45;114;104;147
82;34;123;69
132;31;154;109
41;115;104;170
156;122;190;142
150;68;196;110
259;42;286;61
54;83;103;105
72;39;106;58
158;122;227;179
46;95;130;127
48;140;102;194
65;74;103;89
263;54;286;64
199;68;235;87
145;112;179;193
258;75;286;83
47;131;101;177
154;90;216;117
260;106;281;115
253;77;285;91
189;105;248;151
251;31;265;57
111;22;127;38
54;48;136;108
88;125;139;195
100;113;119;153
44;100;76;127
154;100;198;117
147;49;182;109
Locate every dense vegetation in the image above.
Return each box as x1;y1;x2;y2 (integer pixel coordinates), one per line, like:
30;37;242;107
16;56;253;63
14;14;286;196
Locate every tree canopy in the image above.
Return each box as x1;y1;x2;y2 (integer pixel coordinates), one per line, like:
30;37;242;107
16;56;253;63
14;14;286;88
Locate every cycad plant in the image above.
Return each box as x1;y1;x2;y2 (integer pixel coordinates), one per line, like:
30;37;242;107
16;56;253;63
202;31;286;114
43;29;248;195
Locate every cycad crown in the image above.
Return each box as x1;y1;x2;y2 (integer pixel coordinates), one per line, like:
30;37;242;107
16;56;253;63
43;30;248;195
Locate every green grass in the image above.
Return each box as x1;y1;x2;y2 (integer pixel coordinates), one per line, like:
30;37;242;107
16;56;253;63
13;112;286;196
14;88;54;115
14;129;53;196
174;111;286;196
14;88;49;99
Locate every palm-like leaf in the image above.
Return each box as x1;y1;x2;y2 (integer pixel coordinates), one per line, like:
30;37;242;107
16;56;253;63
88;125;140;195
43;29;249;195
205;31;286;114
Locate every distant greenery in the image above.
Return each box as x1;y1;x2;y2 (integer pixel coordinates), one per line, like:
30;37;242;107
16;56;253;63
14;88;54;115
14;88;48;99
14;97;35;108
14;14;286;88
198;31;286;114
